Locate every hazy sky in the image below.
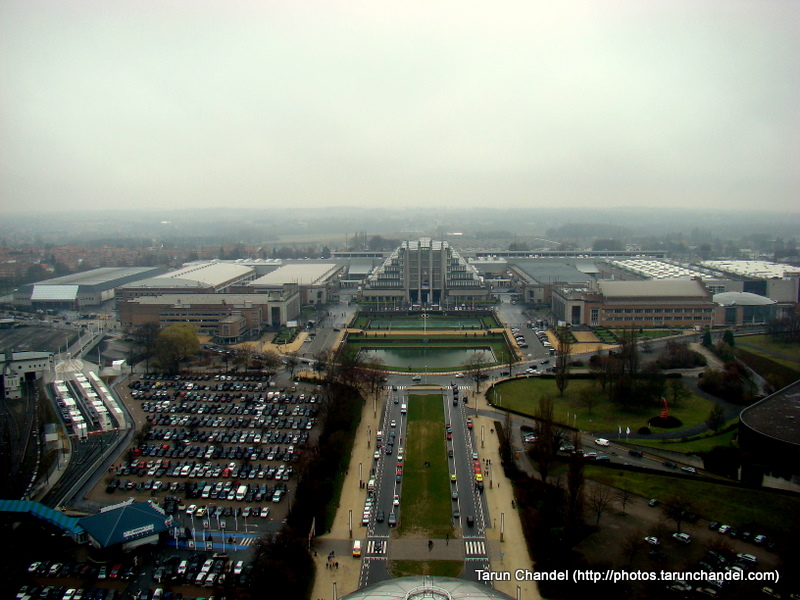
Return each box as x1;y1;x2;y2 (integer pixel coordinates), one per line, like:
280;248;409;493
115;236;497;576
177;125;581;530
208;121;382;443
2;0;798;215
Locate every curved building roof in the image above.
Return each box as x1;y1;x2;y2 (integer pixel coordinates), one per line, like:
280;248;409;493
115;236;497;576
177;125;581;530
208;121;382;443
340;576;514;600
713;291;776;306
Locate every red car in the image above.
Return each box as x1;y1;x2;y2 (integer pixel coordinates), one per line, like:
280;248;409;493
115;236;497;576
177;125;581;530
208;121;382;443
466;418;473;429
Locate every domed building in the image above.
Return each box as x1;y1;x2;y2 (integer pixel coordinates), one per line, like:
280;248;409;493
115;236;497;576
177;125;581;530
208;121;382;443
340;576;515;600
713;291;778;326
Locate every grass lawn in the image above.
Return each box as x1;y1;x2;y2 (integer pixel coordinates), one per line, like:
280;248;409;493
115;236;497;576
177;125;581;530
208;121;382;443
487;377;716;433
735;334;800;372
388;560;464;578
584;465;800;537
627;426;738;452
398;394;454;538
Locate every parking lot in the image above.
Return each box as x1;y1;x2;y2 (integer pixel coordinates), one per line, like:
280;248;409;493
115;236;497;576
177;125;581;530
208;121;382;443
101;373;323;529
15;370;331;600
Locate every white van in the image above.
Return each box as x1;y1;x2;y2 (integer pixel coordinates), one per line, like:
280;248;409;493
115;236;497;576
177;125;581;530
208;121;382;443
400;404;407;414
235;484;248;501
352;540;362;557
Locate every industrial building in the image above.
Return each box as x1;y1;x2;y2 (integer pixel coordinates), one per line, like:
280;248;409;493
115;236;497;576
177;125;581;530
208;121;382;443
242;262;343;305
699;260;800;304
12;267;164;309
507;259;599;306
115;261;257;302
118;291;299;342
551;278;716;328
1;351;53;400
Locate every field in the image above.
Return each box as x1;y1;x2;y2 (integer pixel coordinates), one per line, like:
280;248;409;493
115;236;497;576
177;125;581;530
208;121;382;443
388;560;463;578
398;394;454;538
486;377;715;434
584;465;800;537
735;333;800;372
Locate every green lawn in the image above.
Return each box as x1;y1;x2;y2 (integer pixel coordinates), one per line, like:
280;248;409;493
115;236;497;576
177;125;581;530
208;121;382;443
627;426;738;452
584;466;800;537
735;334;800;372
398;394;455;538
389;560;464;578
487;377;715;433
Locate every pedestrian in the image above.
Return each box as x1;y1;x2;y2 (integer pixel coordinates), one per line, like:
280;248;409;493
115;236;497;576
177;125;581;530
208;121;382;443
335;562;339;569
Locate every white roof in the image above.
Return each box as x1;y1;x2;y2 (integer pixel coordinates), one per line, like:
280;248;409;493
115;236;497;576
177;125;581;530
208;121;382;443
31;284;79;300
714;291;777;306
599;279;709;299
163;262;254;287
250;263;339;286
701;260;800;279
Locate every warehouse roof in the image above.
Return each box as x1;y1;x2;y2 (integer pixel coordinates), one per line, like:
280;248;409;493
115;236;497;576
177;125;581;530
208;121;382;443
511;260;594;284
126;293;272;306
17;267;164;298
599;278;710;299
120;261;255;290
701;260;800;279
249;263;340;286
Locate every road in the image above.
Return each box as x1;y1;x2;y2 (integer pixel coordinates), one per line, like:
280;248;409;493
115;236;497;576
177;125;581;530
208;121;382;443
356;383;493;587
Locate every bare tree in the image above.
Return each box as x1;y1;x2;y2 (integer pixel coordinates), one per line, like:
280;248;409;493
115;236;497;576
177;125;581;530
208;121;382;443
284;353;300;378
527;397;557;484
463;350;489;393
566;445;585;529
663;493;694;534
554;326;573;396
620;529;647;568
587;485;613;526
577;381;601;416
666;378;691;409
261;350;282;376
649;515;670;541
615;488;632;515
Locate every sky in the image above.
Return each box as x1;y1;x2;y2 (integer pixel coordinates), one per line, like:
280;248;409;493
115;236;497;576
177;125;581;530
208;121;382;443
2;0;799;215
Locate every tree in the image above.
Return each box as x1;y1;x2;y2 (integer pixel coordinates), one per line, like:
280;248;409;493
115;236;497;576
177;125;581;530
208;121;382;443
666;378;691;409
527;397;557;484
311;349;331;380
463;351;489;393
154;323;199;373
705;404;725;431
284;353;300;378
620;529;646;568
587;485;613;526
662;493;694;533
261;350;283;375
702;330;713;348
615;488;632;515
234;346;254;372
577;382;600;416
554;326;573;396
722;329;735;347
130;321;161;372
565;434;585;530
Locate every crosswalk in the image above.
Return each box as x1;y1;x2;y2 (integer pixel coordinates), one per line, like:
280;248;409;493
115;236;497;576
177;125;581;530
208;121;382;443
385;385;472;391
366;539;387;555
464;540;486;556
